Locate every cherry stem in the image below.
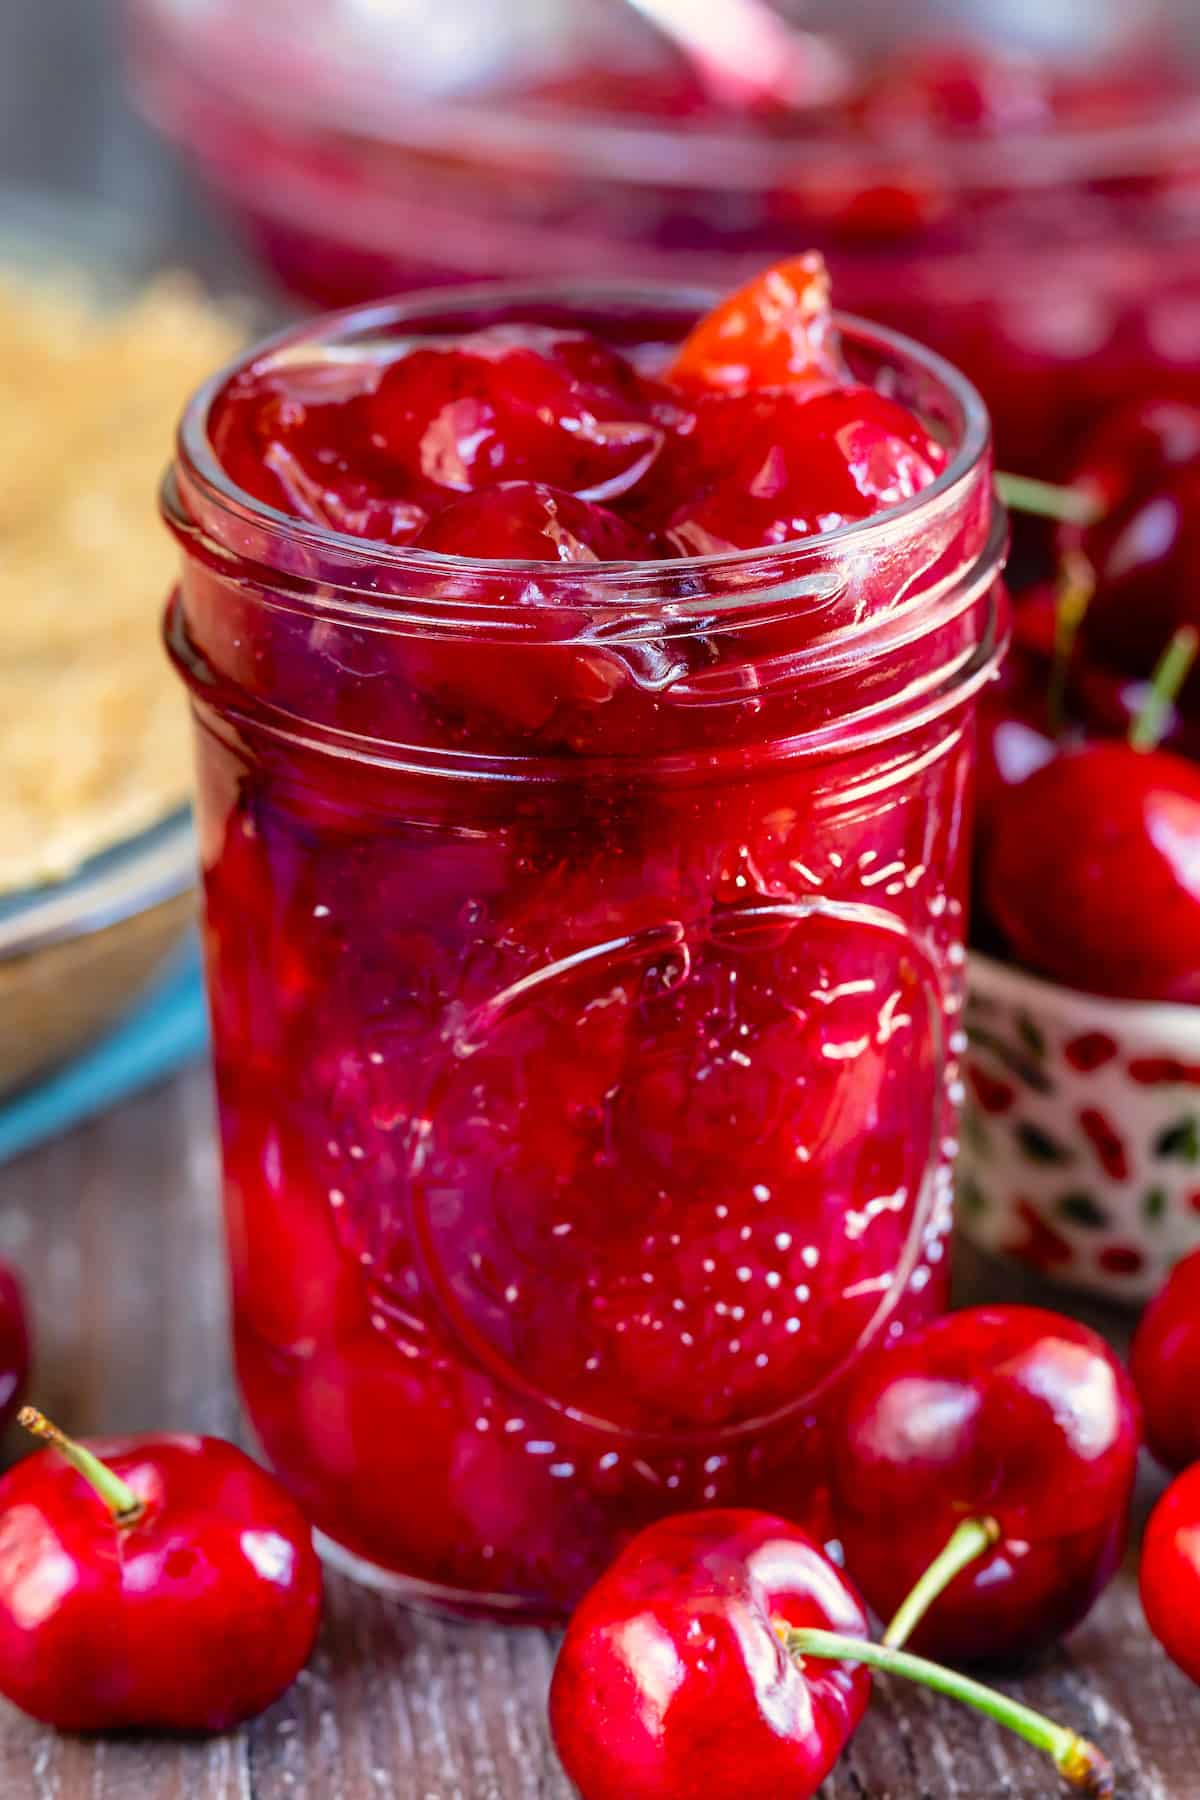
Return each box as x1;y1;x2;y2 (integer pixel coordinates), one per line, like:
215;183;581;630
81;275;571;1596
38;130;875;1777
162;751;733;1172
18;1407;144;1526
994;472;1104;528
1048;551;1096;737
881;1516;1002;1650
782;1630;1112;1796
1129;625;1199;752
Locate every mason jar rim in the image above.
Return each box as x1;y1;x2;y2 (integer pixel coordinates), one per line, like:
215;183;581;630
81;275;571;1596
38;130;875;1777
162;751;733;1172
169;276;994;614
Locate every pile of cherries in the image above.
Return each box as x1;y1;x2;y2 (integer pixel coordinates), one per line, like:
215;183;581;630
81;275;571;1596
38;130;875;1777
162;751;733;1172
977;395;1200;1002
0;1246;1197;1793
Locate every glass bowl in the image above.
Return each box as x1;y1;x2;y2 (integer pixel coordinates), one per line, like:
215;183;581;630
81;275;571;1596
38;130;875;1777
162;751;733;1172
127;0;1200;472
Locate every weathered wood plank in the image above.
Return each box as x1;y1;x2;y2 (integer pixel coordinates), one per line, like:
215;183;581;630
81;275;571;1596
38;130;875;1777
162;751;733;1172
0;1066;1195;1799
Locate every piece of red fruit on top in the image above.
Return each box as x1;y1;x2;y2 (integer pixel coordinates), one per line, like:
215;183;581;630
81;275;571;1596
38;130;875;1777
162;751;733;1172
982;741;1200;1002
664;385;946;555
366;325;682;504
414;481;657;562
667;253;845;396
211;373;430;545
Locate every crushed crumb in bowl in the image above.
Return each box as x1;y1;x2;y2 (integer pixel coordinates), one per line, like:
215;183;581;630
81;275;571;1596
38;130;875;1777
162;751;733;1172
0;271;244;894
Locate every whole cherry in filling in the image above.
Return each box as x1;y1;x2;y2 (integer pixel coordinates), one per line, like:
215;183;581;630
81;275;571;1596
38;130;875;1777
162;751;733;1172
1131;1248;1200;1473
830;1306;1140;1665
549;1509;1113;1799
211;253;946;571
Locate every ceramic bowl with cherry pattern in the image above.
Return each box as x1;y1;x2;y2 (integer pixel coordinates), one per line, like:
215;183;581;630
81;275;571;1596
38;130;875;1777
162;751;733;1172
959;951;1200;1303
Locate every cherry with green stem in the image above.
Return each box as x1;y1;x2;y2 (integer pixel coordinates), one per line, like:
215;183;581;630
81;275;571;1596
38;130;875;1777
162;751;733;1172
881;1515;1001;1649
0;1406;323;1732
1129;623;1200;751
549;1509;1113;1800
983;621;1200;1000
994;470;1105;528
782;1629;1112;1795
1044;548;1095;736
832;1308;1139;1666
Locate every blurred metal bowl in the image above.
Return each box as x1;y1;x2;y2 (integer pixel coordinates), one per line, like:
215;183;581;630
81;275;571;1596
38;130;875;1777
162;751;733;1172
0;187;214;1103
0;811;197;1098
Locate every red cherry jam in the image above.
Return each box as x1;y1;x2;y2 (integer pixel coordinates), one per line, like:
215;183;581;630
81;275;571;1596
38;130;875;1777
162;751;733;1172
165;268;1005;1617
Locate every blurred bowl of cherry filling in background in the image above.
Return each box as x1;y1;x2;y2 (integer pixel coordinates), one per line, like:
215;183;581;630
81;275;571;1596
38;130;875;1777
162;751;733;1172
127;0;1200;476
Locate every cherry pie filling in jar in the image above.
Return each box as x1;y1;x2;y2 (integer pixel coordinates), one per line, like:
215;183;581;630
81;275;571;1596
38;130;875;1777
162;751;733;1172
164;263;1007;1617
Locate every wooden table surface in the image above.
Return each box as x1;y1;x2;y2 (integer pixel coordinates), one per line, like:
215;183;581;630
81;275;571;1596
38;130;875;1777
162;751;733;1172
0;1061;1195;1799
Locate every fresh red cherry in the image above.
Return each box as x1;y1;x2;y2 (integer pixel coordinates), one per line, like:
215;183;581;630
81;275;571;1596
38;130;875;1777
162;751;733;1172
0;1409;322;1732
549;1510;871;1800
975;649;1057;848
1064;394;1200;521
831;1306;1140;1666
1075;463;1200;685
1141;1463;1200;1686
367;325;679;503
667;253;845;396
982;738;1200;1001
549;1508;1113;1799
663;385;946;555
412;481;657;562
1131;1249;1200;1473
0;1264;30;1432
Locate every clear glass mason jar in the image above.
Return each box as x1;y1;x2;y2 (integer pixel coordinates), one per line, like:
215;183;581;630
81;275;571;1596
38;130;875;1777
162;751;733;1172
164;284;1008;1619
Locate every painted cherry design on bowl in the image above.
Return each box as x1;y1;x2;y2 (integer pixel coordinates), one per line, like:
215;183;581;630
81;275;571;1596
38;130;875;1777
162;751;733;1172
1141;1463;1200;1687
548;1508;1113;1799
0;1409;322;1732
831;1306;1140;1666
1131;1248;1200;1473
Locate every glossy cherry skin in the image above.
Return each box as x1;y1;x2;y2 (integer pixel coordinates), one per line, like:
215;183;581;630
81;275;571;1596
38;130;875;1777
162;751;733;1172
0;1435;322;1731
367;324;680;504
973;608;1058;847
831;1307;1140;1665
1074;464;1200;687
0;1265;30;1432
982;741;1200;1002
548;1510;871;1800
664;384;946;555
1065;394;1200;521
412;480;656;561
1131;1249;1200;1473
1141;1463;1200;1687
